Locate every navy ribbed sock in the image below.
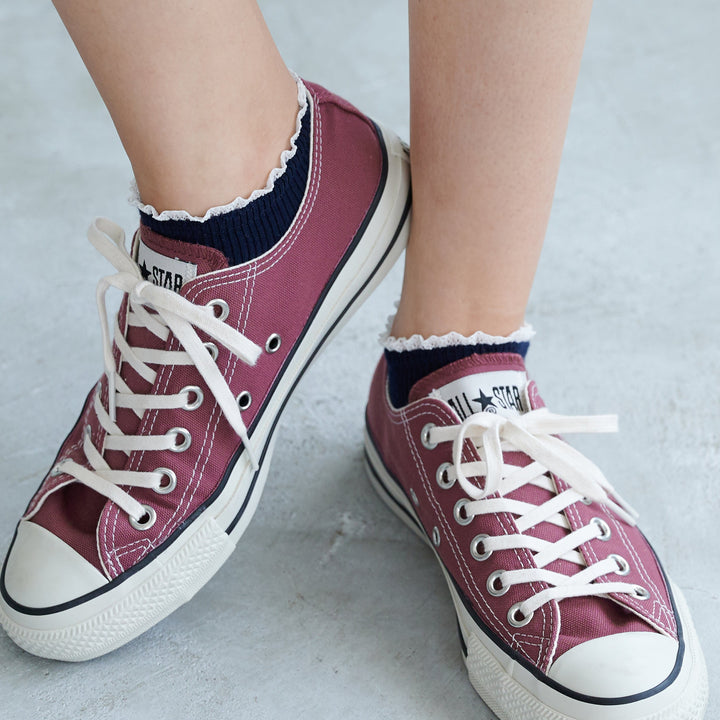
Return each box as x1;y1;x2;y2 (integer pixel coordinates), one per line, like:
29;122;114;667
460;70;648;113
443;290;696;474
139;101;310;266
385;340;530;408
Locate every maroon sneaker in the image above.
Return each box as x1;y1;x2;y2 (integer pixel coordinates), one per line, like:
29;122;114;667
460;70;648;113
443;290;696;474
0;81;410;661
364;352;707;720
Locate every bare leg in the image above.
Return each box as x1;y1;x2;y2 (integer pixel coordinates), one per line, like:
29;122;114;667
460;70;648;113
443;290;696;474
393;0;593;338
52;0;298;216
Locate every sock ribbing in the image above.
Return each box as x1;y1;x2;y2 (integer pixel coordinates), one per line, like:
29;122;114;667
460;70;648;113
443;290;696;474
138;98;311;266
384;341;530;408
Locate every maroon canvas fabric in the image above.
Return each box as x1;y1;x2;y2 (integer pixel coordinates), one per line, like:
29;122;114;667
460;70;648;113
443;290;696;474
366;352;677;671
27;82;384;579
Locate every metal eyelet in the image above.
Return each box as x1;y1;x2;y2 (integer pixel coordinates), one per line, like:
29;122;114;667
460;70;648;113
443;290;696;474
591;516;612;541
207;298;230;321
167;427;191;452
84;424;92;439
153;467;177;495
581;496;593;505
181;385;204;411
431;527;441;547
507;603;534;628
129;505;157;531
633;585;651;600
237;391;252;411
436;462;454;490
265;333;282;353
420;423;437;450
487;570;509;596
470;534;492;561
49;465;64;478
409;489;419;507
453;498;473;526
204;342;219;361
610;554;630;576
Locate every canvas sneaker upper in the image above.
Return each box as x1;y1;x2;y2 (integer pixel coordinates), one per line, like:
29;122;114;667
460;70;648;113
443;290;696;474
365;352;707;717
0;81;411;661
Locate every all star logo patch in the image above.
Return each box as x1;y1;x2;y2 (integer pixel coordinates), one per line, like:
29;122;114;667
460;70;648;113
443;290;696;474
472;388;498;412
136;240;198;292
435;370;529;420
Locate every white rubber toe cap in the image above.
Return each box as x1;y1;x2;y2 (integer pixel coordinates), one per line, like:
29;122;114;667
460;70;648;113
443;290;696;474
4;521;108;608
547;631;679;698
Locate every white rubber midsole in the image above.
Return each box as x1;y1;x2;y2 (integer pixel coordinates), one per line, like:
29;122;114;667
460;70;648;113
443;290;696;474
363;426;709;720
0;122;410;661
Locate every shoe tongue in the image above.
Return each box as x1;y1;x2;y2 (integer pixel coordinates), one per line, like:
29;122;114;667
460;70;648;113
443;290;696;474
135;225;228;293
409;353;530;419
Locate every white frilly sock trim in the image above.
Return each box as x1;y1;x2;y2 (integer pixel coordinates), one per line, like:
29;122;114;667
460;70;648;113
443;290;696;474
381;314;535;352
129;74;308;222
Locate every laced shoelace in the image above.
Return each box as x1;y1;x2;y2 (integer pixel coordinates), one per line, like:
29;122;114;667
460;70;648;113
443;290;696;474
52;218;262;525
425;408;648;627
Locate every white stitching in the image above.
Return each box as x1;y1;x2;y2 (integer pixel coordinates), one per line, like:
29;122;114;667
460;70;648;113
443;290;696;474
101;91;325;574
394;401;551;665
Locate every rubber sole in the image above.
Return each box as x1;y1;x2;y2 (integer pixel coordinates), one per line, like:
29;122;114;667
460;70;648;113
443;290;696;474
363;425;709;720
0;121;411;662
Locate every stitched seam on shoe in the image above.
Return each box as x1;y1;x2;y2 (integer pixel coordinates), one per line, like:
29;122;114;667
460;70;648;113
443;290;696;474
104;327;205;571
612;519;664;601
124;99;321;558
113;138;317;563
114;538;153;558
400;408;507;639
565;497;676;639
101;91;377;574
26;420;88;516
111;92;319;560
612;518;676;635
580;505;667;628
107;317;227;571
105;327;225;573
140;116;308;559
512;633;545;650
567;498;667;630
561;486;602;664
399;404;551;664
385;393;555;667
101;91;325;573
109;537;150;553
167;251;259;551
145;255;258;557
170;251;259;549
400;407;509;644
412;404;552;667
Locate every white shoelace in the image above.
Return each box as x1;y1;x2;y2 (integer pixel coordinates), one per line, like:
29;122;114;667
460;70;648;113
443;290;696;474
427;409;646;624
52;218;261;524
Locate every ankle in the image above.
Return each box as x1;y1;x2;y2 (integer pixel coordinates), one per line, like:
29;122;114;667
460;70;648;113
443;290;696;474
132;70;300;217
390;299;526;340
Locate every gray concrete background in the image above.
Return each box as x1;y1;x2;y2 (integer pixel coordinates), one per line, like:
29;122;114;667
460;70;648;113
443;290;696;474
0;1;717;718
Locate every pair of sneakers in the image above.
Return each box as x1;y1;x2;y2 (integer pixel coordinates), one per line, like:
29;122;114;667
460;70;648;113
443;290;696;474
0;81;708;720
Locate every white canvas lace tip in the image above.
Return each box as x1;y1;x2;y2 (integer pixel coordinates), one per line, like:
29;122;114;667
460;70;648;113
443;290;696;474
129;74;308;222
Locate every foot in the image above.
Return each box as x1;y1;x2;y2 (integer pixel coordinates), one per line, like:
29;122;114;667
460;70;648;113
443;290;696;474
364;351;708;719
0;81;411;661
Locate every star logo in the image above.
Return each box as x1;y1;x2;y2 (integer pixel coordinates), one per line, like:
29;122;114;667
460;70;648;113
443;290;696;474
139;260;151;280
472;388;497;413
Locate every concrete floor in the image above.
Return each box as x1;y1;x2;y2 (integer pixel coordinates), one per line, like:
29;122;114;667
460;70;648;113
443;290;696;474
0;1;717;718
